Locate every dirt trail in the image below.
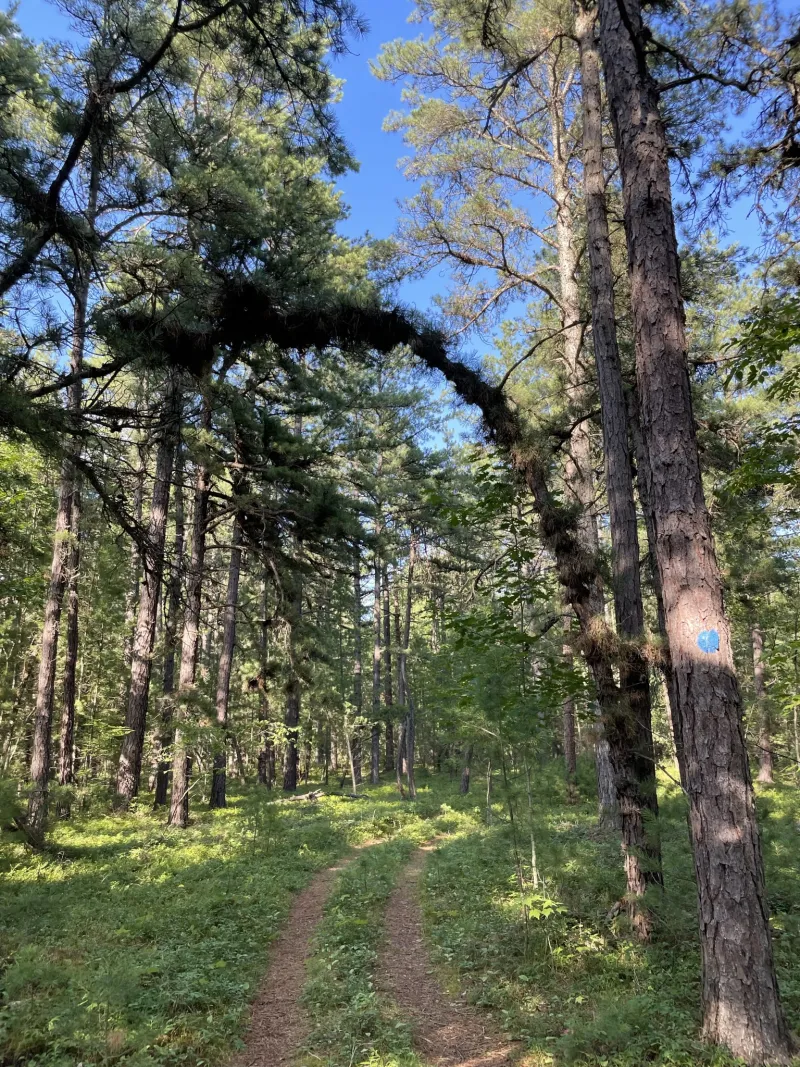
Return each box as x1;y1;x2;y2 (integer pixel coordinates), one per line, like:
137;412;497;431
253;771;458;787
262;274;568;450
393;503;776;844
228;848;363;1067
376;844;521;1067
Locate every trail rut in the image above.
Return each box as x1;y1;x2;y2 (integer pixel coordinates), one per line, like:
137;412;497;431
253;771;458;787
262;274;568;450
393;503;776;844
228;850;358;1067
376;844;521;1067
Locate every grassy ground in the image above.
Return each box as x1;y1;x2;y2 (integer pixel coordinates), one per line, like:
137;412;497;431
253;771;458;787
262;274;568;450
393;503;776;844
419;760;800;1067
0;783;431;1067
3;767;800;1067
301;799;476;1067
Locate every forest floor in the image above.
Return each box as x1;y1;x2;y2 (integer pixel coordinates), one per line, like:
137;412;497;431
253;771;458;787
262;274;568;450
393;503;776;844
2;765;800;1067
375;842;520;1067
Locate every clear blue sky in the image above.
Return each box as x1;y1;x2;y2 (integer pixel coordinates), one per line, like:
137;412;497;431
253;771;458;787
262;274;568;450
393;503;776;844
330;3;445;310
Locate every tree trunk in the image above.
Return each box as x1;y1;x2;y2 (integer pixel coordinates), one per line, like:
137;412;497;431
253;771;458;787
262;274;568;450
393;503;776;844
753;624;774;784
627;389;687;787
562;614;578;800
28;463;75;837
155;442;184;808
460;744;473;794
169;402;211;828
122;444;146;678
577;5;662;934
395;717;406;798
210;512;244;808
352;562;363;785
596;0;791;1055
383;563;395;770
27;189;95;837
595;726;619;828
553;49;661;928
116;379;178;805
371;553;382;784
398;540;417;798
58;478;81;808
282;613;301;793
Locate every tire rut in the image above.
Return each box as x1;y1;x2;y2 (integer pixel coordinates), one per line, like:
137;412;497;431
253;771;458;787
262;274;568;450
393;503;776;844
376;844;521;1067
228;847;365;1067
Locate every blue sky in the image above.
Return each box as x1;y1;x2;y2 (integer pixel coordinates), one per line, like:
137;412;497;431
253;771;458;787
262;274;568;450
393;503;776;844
329;3;446;311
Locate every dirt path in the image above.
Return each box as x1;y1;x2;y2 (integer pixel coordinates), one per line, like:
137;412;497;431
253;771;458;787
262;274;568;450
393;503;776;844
376;844;521;1067
228;849;362;1067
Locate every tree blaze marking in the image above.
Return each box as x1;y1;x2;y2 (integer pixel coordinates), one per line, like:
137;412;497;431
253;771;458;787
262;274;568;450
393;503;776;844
697;629;720;654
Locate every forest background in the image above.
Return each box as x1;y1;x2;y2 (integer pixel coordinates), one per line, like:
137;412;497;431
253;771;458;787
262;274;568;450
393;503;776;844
3;1;800;1067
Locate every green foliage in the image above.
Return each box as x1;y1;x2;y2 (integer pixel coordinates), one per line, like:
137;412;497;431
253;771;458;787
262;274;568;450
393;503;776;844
0;785;408;1066
302;779;484;1067
419;769;800;1066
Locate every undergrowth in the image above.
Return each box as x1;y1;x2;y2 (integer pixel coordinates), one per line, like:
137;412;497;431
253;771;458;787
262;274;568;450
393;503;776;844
0;782;424;1067
419;759;800;1067
301;790;480;1067
6;766;800;1067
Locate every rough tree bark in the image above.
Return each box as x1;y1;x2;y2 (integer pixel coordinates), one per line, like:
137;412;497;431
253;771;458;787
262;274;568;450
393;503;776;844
460;743;473;794
596;0;791;1055
577;5;662;930
210;512;244;808
116;378;179;804
154;442;184;808
627;390;686;787
169;402;211;828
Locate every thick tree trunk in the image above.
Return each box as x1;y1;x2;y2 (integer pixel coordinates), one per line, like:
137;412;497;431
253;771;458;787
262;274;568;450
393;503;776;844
753;624;774;784
577;6;662;932
169;404;211;828
597;0;791;1056
460;744;473;794
627;390;686;787
155;443;184;808
116;380;178;804
210;513;244;808
595;727;619;827
371;554;382;784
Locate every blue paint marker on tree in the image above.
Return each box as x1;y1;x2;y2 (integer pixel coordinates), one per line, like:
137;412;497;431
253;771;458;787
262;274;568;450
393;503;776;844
697;629;720;654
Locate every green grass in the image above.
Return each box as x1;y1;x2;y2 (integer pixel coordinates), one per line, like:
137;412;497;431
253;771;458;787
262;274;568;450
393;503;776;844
0;783;422;1067
419;760;800;1067
5;767;800;1067
301;795;479;1067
